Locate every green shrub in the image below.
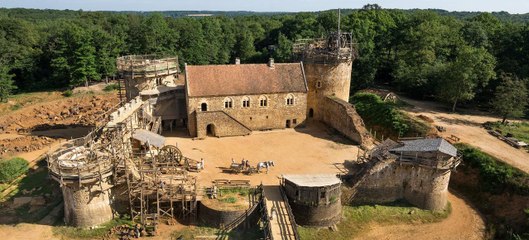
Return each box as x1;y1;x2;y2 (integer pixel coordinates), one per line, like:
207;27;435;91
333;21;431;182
0;157;29;183
351;92;433;139
455;144;529;195
351;92;409;137
62;90;73;97
9;103;22;111
103;83;119;92
53;217;133;239
220;197;237;204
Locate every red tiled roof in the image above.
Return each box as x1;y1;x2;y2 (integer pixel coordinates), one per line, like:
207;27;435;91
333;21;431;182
185;63;307;97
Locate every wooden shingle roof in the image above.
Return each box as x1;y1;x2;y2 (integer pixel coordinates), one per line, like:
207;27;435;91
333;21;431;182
185;63;307;97
390;138;458;157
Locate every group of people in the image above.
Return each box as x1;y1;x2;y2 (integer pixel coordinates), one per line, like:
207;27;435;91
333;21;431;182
117;223;143;239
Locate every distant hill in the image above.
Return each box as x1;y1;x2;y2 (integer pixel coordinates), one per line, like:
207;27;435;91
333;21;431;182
1;7;529;22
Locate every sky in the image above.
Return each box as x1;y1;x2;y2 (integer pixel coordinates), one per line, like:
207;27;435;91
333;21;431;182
1;0;529;14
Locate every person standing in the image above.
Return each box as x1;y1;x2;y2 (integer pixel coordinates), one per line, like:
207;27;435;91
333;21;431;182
134;223;142;238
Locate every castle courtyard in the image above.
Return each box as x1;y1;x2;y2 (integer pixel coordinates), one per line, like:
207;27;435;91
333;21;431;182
164;122;360;187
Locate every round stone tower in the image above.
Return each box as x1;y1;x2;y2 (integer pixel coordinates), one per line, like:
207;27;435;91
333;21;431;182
117;55;180;100
296;33;355;120
282;174;342;226
48;145;115;227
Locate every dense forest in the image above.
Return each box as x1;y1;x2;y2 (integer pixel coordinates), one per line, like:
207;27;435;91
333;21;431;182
0;5;528;116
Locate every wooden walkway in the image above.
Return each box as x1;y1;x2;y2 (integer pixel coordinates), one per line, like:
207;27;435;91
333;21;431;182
263;186;297;240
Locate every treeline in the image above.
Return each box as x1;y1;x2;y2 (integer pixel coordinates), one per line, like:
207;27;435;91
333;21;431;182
0;5;528;116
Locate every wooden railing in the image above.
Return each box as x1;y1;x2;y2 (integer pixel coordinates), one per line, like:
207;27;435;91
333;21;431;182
278;185;301;240
397;155;462;170
220;186;264;232
262;195;273;240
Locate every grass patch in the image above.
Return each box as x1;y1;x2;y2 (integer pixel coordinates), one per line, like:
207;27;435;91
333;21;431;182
219;187;250;197
62;89;73;97
216;188;250;205
171;226;221;239
298;203;451;240
0;157;29;183
53;217;133;239
9;103;22;111
103;83;120;92
14;168;55;197
220;196;237;204
0;161;56;202
351;92;433;139
485;121;529;144
171;225;263;239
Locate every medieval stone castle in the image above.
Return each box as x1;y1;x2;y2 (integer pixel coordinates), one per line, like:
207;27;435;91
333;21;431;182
119;32;372;145
46;31;460;233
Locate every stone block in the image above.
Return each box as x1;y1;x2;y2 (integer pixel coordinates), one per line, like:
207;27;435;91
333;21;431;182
13;197;32;208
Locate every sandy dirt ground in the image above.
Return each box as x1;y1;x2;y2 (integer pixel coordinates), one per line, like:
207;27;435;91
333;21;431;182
165;123;360;187
401;96;529;174
165;123;485;240
361;192;485;240
0;224;58;240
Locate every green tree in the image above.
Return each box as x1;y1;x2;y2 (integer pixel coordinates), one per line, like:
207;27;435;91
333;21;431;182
0;65;16;102
234;29;257;62
436;46;496;112
491;73;528;123
47;22;100;87
393;12;462;96
72;39;99;87
273;33;292;62
92;27;121;82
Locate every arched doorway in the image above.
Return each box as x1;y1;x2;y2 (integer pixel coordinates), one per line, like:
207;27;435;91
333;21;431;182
308;108;314;118
201;103;208;112
206;124;216;137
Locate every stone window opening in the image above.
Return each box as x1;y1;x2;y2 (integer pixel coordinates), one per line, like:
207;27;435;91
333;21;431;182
286;94;295;106
224;98;233;108
242;96;251;108
200;102;208;112
259;95;268;107
293;119;297;125
316;81;322;88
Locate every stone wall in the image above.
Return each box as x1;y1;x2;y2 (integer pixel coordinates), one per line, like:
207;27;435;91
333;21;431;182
320;96;373;146
124;74;178;100
62;181;113;227
195;111;252;138
187;92;307;138
304;61;352;121
289;200;342;226
351;159;451;211
198;201;247;228
283;181;342;226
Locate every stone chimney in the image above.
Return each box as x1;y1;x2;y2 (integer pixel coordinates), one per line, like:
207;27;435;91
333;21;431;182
268;58;275;69
235;58;241;65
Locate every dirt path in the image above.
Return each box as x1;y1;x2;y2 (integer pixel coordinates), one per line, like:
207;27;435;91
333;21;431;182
401;97;529;174
361;192;485;240
0;223;58;240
